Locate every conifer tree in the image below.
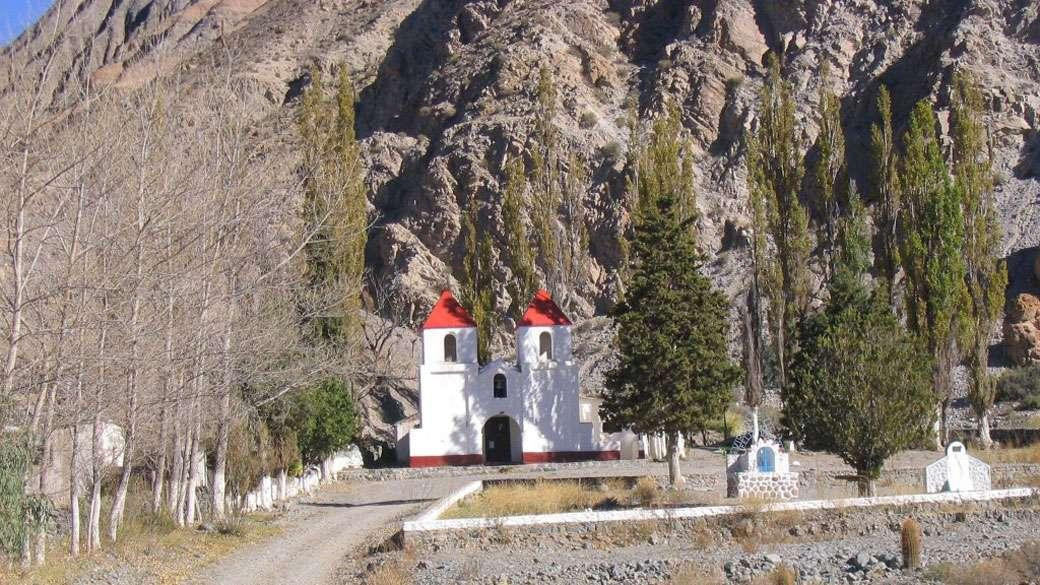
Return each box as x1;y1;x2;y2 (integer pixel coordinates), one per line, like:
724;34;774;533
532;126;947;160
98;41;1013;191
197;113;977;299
951;71;1007;448
871;86;900;307
785;192;935;495
461;197;497;364
747;53;812;390
501;157;537;314
813;61;847;281
898;100;968;446
602;190;739;487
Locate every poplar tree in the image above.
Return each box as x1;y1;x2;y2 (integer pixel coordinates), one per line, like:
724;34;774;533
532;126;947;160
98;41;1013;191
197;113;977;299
603;189;739;488
871;86;900;307
786;192;934;495
530;65;562;291
298;64;369;340
501;157;537;313
461;197;497;364
747;53;812;390
631;105;697;226
559;152;590;309
898;100;968;447
951;71;1007;448
814;61;847;281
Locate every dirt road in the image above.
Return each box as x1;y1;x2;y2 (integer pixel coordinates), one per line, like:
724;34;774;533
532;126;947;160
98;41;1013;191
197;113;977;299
194;477;468;585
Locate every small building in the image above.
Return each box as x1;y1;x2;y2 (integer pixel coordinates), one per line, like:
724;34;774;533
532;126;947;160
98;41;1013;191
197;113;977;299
925;441;991;493
401;290;621;467
726;438;798;500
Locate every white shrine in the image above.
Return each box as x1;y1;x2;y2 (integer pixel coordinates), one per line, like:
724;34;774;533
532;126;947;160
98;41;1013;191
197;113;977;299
925;442;991;493
726;438;799;500
398;290;621;467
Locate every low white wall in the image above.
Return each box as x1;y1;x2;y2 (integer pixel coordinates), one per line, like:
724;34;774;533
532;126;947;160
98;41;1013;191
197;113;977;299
402;486;1039;533
238;445;363;513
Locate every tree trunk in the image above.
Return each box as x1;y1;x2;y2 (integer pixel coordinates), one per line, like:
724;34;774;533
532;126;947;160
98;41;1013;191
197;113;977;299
184;412;201;526
666;432;685;488
978;411;993;450
278;470;288;503
69;422;81;557
752;407;760;444
858;476;877;497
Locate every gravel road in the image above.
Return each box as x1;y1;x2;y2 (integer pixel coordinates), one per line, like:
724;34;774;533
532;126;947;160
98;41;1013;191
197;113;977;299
192;477;469;585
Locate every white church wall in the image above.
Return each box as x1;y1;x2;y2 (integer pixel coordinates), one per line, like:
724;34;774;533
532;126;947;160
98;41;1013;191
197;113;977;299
422;327;478;365
515;325;572;365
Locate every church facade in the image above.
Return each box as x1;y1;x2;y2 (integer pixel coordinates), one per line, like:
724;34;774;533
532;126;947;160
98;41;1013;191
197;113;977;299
402;289;621;467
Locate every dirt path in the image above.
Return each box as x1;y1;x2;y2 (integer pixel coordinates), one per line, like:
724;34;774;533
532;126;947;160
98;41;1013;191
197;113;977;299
194;477;469;585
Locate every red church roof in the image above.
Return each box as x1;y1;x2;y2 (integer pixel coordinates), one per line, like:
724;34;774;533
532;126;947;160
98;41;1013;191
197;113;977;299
421;290;477;329
518;290;572;327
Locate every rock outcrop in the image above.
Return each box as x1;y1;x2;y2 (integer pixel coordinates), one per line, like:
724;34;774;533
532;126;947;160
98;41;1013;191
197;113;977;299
3;0;1039;442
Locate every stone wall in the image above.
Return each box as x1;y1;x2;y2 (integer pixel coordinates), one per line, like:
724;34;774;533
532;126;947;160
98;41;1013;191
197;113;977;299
403;496;1040;553
727;471;799;500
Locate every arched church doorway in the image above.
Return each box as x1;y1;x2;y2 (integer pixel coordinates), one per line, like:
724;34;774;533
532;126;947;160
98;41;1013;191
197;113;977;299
482;416;517;464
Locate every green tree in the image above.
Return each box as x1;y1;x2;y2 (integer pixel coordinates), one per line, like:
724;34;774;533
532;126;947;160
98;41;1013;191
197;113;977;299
297;64;369;340
500;156;537;314
530;65;561;291
870;86;901;307
747;53;812;390
291;378;359;466
0;436;29;562
630;104;697;226
898;100;968;447
460;197;497;364
785;293;935;495
785;202;934;495
951;71;1007;448
558;152;590;310
813;60;848;280
602;192;740;487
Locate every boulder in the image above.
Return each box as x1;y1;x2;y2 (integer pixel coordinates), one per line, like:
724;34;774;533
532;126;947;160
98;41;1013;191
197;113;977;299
1005;321;1040;365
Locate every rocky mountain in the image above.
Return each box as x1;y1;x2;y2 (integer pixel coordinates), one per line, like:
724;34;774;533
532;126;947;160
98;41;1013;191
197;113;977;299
4;0;1039;446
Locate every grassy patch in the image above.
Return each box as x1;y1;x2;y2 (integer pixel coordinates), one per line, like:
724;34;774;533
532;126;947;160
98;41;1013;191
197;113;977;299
442;479;634;518
2;481;282;585
978;444;1040;465
441;478;729;519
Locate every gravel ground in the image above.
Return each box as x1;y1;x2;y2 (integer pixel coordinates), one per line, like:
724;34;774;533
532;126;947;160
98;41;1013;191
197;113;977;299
354;506;1040;584
189;477;469;585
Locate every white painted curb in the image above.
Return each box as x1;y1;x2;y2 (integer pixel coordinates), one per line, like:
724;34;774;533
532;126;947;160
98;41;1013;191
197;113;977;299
402;486;1039;533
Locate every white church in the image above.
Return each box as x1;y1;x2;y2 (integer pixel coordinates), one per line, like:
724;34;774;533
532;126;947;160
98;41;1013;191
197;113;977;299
398;289;622;467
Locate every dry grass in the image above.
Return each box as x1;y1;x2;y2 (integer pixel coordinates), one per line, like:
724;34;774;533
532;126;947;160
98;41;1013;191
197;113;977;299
663;564;725;584
926;541;1040;585
2;483;282;585
442;479;623;518
366;560;413;585
978;444;1040;465
751;564;797;585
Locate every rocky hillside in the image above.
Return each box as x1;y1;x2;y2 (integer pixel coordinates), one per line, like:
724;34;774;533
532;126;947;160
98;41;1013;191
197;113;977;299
3;0;1039;445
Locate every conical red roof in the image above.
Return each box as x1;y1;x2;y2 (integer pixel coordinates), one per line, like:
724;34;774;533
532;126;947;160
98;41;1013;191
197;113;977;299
421;290;477;329
518;290;572;327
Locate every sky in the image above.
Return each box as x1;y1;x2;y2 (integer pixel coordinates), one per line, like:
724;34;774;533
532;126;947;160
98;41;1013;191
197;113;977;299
0;0;52;47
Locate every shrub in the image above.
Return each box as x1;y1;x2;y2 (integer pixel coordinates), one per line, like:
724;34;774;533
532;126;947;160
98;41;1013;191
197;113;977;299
752;564;797;585
632;476;659;507
600;141;623;161
287;460;304;478
367;561;412;585
216;512;246;537
996;365;1040;404
579;111;597;129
